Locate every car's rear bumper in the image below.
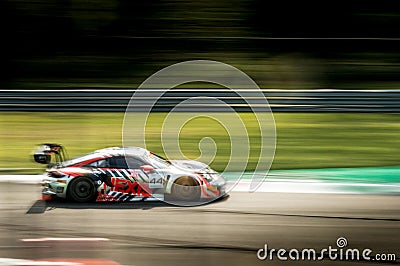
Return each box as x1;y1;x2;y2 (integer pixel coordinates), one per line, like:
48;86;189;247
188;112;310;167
41;187;56;201
41;177;68;200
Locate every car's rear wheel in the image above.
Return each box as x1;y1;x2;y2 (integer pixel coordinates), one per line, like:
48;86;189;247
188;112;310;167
171;176;201;202
67;176;97;203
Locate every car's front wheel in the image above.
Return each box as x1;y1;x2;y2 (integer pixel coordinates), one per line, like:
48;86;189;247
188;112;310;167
171;176;201;202
67;176;97;203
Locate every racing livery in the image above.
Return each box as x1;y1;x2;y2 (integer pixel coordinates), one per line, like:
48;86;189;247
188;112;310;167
33;144;226;203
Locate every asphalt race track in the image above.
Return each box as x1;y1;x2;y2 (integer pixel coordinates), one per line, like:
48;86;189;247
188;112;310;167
0;183;398;265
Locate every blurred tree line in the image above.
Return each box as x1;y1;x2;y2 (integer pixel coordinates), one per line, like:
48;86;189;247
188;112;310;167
1;0;400;89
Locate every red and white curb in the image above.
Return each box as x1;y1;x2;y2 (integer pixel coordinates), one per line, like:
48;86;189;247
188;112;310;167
0;238;120;265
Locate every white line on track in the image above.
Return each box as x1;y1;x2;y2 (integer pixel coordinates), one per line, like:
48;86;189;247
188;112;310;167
0;175;42;184
20;238;110;242
0;258;80;265
1;175;399;194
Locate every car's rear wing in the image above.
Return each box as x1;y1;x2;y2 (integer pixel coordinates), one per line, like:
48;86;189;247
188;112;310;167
33;143;68;165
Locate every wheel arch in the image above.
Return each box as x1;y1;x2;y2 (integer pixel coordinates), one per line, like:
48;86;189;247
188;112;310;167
66;173;103;191
66;174;100;202
165;174;201;194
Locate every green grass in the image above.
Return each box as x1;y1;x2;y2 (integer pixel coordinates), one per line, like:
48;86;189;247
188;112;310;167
1;112;400;173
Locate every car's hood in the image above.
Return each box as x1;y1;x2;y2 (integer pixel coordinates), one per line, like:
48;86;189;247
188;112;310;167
169;160;214;173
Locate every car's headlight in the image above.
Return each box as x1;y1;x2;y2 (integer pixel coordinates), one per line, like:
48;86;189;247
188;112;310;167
199;172;221;182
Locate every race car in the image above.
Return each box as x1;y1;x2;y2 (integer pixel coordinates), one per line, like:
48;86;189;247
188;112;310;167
33;144;227;204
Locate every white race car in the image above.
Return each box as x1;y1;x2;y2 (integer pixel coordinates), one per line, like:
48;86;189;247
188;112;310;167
34;144;227;204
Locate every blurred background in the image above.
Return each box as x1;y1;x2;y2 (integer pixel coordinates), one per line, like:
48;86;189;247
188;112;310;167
1;4;399;265
1;0;400;172
2;0;400;89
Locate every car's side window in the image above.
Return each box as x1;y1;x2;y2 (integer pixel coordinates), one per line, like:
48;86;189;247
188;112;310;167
97;159;107;168
126;156;146;169
90;156;147;169
87;159;107;168
106;156;128;169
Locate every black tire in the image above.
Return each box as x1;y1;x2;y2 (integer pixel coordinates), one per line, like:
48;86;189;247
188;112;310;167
171;176;201;202
67;176;97;203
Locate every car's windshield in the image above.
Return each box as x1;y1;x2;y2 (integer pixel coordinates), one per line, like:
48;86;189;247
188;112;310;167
148;153;171;169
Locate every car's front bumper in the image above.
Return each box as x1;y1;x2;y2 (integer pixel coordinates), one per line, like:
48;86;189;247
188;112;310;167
204;176;227;198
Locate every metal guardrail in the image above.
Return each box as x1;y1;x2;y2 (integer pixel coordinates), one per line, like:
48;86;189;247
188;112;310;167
2;89;400;112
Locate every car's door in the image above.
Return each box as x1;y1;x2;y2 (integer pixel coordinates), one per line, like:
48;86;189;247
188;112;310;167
92;156;145;195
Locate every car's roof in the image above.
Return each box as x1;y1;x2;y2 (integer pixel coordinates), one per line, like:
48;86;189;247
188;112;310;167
62;147;150;166
94;147;150;157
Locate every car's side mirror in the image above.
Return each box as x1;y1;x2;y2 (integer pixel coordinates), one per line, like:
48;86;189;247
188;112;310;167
140;165;154;172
